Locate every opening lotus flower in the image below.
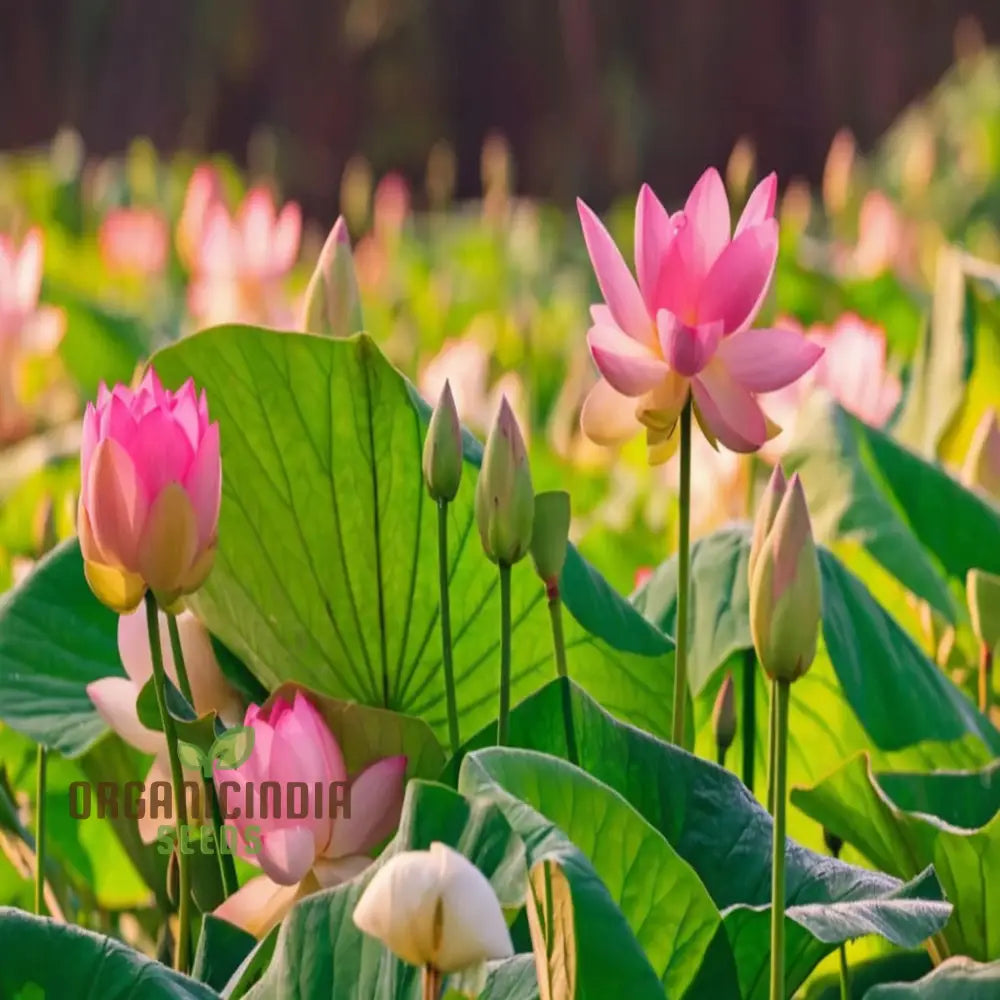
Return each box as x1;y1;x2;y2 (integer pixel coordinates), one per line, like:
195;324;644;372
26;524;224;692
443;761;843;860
98;208;169;277
213;692;407;938
577;168;823;461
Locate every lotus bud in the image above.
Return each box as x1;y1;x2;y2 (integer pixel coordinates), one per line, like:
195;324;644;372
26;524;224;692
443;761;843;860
749;474;822;683
530;491;570;589
301;216;363;338
475;398;534;566
353;841;514;973
711;672;737;762
748;464;787;582
422;381;463;503
968;569;1000;652
961;409;1000;500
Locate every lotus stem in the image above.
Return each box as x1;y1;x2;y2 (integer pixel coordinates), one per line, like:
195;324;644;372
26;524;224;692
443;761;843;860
34;745;47;916
498;563;512;745
672;399;693;747
422;964;443;1000
767;685;777;814
165;611;194;706
769;678;790;1000
437;499;461;755
742;648;756;793
546;584;579;765
839;942;850;1000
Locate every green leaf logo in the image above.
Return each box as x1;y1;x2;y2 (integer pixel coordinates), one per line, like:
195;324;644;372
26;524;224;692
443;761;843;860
211;727;256;771
177;740;211;777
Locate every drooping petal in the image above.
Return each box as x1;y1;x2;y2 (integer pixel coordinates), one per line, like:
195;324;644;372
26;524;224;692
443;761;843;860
697;220;778;335
587;325;668;397
579;378;641;446
656;311;722;377
183;422;221;548
87;677;165;755
634;184;674;314
213;875;301;939
577;199;653;347
256;826;318;886
690;359;768;453
635;369;690;433
715;326;824;392
676;168;730;286
86;438;150;570
734;172;777;237
325;756;406;859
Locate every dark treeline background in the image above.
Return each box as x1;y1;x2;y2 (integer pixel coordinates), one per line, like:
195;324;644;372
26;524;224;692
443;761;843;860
2;0;999;215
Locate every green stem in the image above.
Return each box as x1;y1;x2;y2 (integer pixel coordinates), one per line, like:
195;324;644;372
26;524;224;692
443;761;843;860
979;642;993;717
422;965;442;1000
839;942;851;1000
671;399;692;747
742;648;757;794
146;594;191;973
769;678;790;1000
547;588;578;765
767;682;778;814
165;611;194;707
498;563;512;746
437;500;460;755
34;745;47;915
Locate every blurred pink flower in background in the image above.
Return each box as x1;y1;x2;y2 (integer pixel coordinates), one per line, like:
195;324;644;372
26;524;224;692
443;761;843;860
355;172;412;292
187;184;301;328
763;314;901;457
176;165;226;271
214;692;407;937
849;190;918;278
0;228;65;442
99;208;170;277
86;608;243;843
576;168;822;461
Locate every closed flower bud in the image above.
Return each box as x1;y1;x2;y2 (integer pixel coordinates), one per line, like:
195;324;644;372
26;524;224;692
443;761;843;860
475;398;534;566
748;464;787;583
530;490;570;587
422;381;463;502
967;569;1000;652
749;474;822;682
962;409;1000;500
301;216;363;338
78;369;221;613
712;672;737;757
353;841;514;973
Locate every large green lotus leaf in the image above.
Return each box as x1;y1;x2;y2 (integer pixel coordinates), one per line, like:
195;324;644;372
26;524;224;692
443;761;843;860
0;907;219;999
864;957;1000;998
791;753;1000;961
783;397;1000;621
459;746;739;999
452;680;951;999
152;326;677;744
243;779;662;1000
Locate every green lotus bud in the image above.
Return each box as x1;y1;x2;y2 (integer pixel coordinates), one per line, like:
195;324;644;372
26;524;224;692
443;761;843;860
962;408;1000;500
748;464;787;583
530;491;570;587
301;216;363;338
968;569;1000;652
711;672;737;759
475;398;534;566
422;381;463;502
749;474;822;683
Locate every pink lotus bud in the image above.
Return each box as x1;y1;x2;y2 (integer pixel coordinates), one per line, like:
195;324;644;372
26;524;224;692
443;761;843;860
962;409;1000;500
214;692;406;893
749;474;821;682
748;464;787;582
301;216;362;338
422;380;463;503
475;397;534;566
176;165;225;271
78;368;221;612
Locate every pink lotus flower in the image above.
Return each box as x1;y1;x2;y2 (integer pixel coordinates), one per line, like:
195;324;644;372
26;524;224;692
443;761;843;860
214;692;407;937
0;228;65;442
577;168;822;460
98;208;169;276
187;186;301;328
176;165;226;272
78;369;221;613
86;608;243;843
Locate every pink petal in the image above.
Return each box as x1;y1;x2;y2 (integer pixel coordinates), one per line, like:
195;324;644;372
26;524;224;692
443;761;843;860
653;231;698;323
656;312;722;377
697;220;778;335
117;606;158;687
131;409;196;497
634;184;674;314
256;826;318;886
715;326;824;392
734;172;777;237
170;380;201;449
587;324;668;397
81;403;100;478
676;168;730;286
577;199;654;347
183;422;221;547
240;188;278;275
14;229;43;313
589;304;613;326
312;854;372;888
85;439;149;570
580;378;641;446
213;875;300;938
289;692;347;787
98;393;139;457
325;755;406;859
138;756;173;845
691;359;768;453
272;203;302;275
87;677;164;754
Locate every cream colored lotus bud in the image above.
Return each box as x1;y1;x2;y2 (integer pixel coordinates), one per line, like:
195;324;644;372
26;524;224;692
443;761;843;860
748;464;787;582
353;842;514;973
301;216;363;338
